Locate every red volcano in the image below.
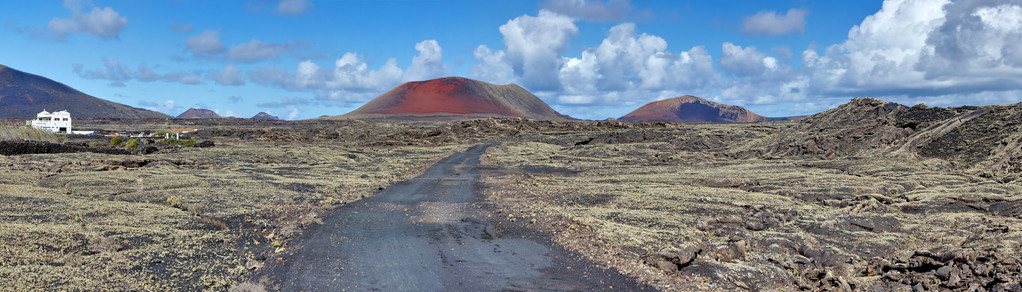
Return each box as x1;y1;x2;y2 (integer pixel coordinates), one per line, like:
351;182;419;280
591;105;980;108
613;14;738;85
340;77;571;121
619;95;770;123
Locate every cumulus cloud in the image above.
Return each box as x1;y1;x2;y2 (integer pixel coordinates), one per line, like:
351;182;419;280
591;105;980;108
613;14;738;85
555;23;720;106
73;58;202;86
469;18;721;111
542;0;632;21
402;40;446;81
47;0;129;41
719;42;775;77
275;0;313;15
741;8;808;36
470;45;516;85
247;41;445;105
208;64;245;86
716;0;1022;115
499;10;579;90
186;30;226;59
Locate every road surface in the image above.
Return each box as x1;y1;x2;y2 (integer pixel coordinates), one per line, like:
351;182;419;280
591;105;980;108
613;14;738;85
259;143;653;291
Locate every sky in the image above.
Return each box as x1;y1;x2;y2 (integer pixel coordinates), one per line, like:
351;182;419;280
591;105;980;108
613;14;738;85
2;0;1021;120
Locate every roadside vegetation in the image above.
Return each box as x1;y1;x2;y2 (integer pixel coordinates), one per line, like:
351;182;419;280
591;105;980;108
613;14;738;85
0;121;464;290
0;125;63;143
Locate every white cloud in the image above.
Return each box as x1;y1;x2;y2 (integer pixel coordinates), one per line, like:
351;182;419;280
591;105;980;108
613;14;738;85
741;9;808;36
208;64;245;86
285;105;300;120
47;1;128;40
227;39;303;63
186;30;226;59
73;58;202;86
719;42;772;77
402;40;446;81
139;100;182;114
470;45;516;85
499;10;579;90
542;0;632;21
555;23;720;105
275;0;313;15
247;41;445;105
723;0;1022;115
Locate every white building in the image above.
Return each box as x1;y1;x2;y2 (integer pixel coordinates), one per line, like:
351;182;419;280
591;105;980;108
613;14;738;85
26;110;72;133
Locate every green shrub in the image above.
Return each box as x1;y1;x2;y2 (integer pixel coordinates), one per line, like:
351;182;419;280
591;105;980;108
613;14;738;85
158;139;197;147
110;136;123;146
125;139;139;150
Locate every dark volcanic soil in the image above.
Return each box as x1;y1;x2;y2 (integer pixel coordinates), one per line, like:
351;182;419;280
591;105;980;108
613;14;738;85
0;140;131;156
256;144;652;291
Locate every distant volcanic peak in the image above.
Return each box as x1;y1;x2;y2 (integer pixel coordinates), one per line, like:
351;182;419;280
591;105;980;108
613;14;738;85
176;108;221;119
252;112;280;120
619;95;768;123
365;77;519;116
341;76;570;121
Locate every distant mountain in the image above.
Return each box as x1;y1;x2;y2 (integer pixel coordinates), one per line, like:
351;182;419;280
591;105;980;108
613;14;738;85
336;77;572;121
176;108;221;119
252;112;280;120
619;95;781;123
0;64;171;119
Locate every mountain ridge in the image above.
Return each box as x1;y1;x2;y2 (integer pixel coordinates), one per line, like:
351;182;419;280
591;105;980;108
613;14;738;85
0;64;171;119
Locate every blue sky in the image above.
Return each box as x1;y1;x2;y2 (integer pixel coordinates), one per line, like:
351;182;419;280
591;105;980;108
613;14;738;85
3;0;1021;120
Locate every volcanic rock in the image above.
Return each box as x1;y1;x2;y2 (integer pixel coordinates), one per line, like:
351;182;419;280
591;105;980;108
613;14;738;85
338;77;571;121
619;95;771;123
0;64;171;119
177;108;221;119
252;112;280;120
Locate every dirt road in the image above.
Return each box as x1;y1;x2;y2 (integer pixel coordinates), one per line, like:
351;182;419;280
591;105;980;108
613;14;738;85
259;143;651;291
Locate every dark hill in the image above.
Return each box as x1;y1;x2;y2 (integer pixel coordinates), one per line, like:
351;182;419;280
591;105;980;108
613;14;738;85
336;77;572;121
252;112;280;120
619;95;776;123
737;97;1022;176
177;108;221;119
0;64;171;119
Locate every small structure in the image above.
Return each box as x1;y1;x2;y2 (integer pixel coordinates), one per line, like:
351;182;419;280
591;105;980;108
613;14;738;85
25;110;72;133
163;129;198;140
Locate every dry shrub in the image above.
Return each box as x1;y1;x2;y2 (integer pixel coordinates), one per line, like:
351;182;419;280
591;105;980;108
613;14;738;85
228;282;267;292
199;216;229;230
89;232;122;253
0;126;62;142
185;202;204;217
166;195;182;209
61;252;85;267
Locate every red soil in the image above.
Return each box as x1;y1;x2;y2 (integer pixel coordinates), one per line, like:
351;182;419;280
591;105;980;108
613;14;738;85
362;78;518;116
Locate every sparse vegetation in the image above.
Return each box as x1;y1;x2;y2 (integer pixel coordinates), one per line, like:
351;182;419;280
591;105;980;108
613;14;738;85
0;125;62;143
125;138;139;150
159;138;196;147
110;136;123;146
0;120;464;290
3;104;1020;291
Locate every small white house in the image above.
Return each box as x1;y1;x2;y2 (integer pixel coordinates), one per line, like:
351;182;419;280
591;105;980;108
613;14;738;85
26;110;72;133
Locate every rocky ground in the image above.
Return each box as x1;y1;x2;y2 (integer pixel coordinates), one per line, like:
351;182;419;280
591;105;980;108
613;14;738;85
479;99;1022;291
0;121;464;290
2;98;1020;291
